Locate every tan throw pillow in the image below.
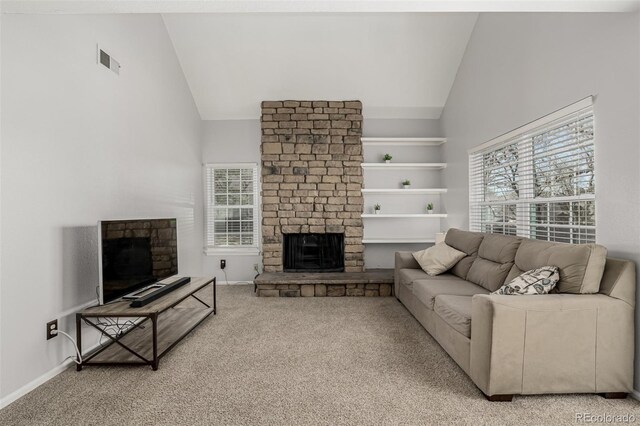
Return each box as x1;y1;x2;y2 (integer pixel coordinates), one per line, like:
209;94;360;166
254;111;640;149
413;243;466;276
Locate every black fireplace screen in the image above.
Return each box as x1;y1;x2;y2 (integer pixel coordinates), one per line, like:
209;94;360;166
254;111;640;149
283;233;344;272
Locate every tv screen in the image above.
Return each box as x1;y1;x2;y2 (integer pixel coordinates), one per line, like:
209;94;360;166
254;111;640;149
99;218;178;304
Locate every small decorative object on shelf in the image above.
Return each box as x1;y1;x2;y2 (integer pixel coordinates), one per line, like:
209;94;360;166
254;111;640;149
402;179;411;189
427;203;434;214
374;204;381;214
383;153;392;163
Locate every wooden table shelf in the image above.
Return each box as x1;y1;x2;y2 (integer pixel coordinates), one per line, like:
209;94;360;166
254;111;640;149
76;277;216;371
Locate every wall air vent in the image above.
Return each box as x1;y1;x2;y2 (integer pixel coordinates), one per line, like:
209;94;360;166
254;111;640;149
97;46;120;75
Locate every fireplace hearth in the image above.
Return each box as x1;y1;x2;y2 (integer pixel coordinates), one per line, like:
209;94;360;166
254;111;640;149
283;233;344;272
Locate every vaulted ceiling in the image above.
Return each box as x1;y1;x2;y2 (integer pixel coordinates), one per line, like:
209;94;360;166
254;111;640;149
162;13;479;120
8;1;637;121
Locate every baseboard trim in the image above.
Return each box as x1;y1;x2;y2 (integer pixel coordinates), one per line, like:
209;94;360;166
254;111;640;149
630;389;640;401
0;341;101;410
218;280;254;285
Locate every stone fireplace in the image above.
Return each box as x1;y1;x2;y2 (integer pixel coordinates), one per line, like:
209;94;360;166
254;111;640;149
260;100;364;273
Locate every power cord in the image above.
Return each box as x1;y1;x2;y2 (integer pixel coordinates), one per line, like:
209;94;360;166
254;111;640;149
222;269;253;285
92;317;143;346
51;330;83;365
220;267;255;293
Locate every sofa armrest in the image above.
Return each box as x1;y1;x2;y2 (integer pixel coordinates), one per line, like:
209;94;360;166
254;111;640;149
394;251;420;297
470;294;634;396
395;251;420;270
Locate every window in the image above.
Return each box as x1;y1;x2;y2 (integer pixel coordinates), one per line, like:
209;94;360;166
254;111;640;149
204;164;259;254
469;97;595;244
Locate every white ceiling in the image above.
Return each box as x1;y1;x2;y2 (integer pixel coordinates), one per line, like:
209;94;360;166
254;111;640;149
5;0;640;13
162;13;479;120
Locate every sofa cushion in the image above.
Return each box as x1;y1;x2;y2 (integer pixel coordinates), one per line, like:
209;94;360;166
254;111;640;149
477;233;521;263
444;228;484;280
466;234;522;292
398;269;464;289
398;268;429;288
466;259;514;292
412;243;466;276
507;239;607;294
434;295;472;338
493;266;560;295
412;277;488;310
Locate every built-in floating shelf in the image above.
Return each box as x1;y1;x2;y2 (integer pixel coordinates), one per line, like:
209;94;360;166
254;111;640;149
361;137;447;146
361;214;448;218
361;135;448;259
361;188;447;195
362;238;436;244
361;163;447;170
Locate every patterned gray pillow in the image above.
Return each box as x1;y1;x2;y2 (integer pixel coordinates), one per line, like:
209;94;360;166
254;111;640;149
492;266;560;295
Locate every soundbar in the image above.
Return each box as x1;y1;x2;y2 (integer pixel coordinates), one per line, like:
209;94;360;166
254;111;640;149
129;277;191;307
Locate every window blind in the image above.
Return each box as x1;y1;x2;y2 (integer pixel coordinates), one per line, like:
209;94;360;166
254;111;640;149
204;163;259;252
469;97;595;244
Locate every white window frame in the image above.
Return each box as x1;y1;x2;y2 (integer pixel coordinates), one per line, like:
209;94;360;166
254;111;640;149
468;97;596;243
203;163;261;256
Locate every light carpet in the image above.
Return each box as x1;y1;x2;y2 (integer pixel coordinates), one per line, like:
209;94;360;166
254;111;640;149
1;285;638;425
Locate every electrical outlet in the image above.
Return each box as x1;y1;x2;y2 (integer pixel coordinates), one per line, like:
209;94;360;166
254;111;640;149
220;259;226;270
46;319;58;340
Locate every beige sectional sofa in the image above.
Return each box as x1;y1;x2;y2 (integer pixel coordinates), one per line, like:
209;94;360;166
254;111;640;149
395;228;636;401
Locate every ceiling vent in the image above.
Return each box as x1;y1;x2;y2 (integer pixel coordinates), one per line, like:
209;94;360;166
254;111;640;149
97;46;120;75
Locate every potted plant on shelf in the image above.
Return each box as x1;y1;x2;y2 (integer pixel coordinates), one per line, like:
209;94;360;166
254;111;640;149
383;153;392;163
402;179;411;189
427;203;434;214
374;204;381;214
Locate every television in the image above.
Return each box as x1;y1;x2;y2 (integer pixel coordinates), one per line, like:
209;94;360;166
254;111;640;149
98;218;178;304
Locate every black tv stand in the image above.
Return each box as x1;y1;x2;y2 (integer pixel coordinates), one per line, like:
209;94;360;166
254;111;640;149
130;277;191;307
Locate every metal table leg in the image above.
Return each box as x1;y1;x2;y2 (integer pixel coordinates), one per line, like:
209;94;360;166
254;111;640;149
76;313;82;371
152;313;159;370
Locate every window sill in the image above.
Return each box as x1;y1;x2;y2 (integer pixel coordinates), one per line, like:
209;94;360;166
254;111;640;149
204;247;260;256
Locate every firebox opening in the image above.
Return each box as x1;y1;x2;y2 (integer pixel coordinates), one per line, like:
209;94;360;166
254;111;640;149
283;233;344;272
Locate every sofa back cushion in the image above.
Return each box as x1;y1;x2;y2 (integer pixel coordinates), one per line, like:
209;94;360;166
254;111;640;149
444;228;484;280
599;258;636;306
506;239;607;294
466;234;521;291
